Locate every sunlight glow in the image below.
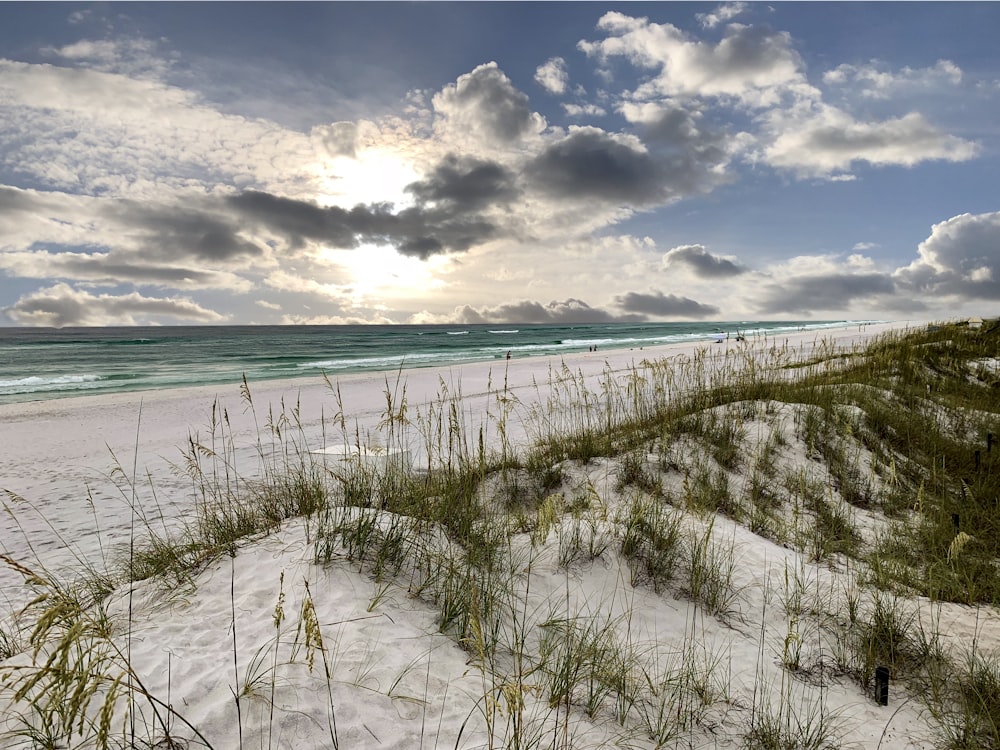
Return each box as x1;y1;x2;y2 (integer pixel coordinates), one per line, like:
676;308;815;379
316;149;420;209
317;244;447;304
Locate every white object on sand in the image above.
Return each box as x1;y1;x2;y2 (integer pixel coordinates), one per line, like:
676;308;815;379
310;443;412;471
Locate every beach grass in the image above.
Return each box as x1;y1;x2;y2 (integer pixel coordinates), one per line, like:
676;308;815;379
3;320;1000;748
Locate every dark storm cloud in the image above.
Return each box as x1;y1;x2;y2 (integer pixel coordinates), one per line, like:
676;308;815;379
454;298;645;325
121;203;264;261
525;128;664;205
0;187;262;273
225;191;357;248
405;154;519;212
757;273;896;315
434;63;538;143
526;124;728;207
663;244;747;278
397;236;444;257
0;182;501;270
614;290;719;318
227;190;498;259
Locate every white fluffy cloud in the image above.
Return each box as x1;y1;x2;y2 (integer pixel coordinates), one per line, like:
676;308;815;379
759;105;978;177
823;59;962;99
562;102;607;117
0;58;320;199
432;62;547;149
696;2;749;29
579;13;809;107
534;57;569;95
578;12;979;180
895;211;1000;299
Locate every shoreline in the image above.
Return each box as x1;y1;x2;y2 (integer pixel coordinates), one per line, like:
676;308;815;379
0;319;906;412
0;319;914;501
0;319;893;409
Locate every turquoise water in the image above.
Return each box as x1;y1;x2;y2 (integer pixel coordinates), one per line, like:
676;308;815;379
0;321;867;404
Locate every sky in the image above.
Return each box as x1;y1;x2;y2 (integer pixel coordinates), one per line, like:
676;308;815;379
1;2;998;327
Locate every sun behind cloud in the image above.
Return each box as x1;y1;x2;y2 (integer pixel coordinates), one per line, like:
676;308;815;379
316;243;447;305
316;149;421;209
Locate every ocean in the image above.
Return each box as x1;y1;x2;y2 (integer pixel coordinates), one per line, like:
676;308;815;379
0;321;865;404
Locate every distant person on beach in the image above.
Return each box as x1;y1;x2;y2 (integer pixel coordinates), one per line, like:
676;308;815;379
506;350;511;360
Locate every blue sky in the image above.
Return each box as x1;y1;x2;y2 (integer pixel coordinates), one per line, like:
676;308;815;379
1;2;998;326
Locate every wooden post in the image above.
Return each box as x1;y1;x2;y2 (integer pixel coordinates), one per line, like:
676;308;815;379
875;666;890;706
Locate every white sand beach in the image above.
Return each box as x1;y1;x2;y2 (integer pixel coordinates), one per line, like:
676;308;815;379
6;318;994;750
0;321;901;603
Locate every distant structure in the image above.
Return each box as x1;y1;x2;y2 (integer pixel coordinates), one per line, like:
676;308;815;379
969;316;984;329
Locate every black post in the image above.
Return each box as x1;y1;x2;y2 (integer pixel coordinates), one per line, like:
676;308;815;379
952;513;960;531
875;666;890;706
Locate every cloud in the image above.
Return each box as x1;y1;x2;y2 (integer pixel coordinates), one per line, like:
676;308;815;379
314;121;363;159
42;35;175;78
577;12;978;181
524;125;727;208
618;102;731;173
280;311;396;325
0;58;319;198
823;59;962;99
525;127;663;206
404;154;519;212
895;210;1000;299
534;57;569;95
446;298;644;324
696;2;750;29
614;290;720;318
662;244;747;278
227;190;498;259
579;14;807;107
0;17;989;327
114;200;267;262
0;250;253;291
432;62;545;146
756;272;897;315
0;186;266;285
761;106;979;177
563;103;607;117
2;283;226;326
